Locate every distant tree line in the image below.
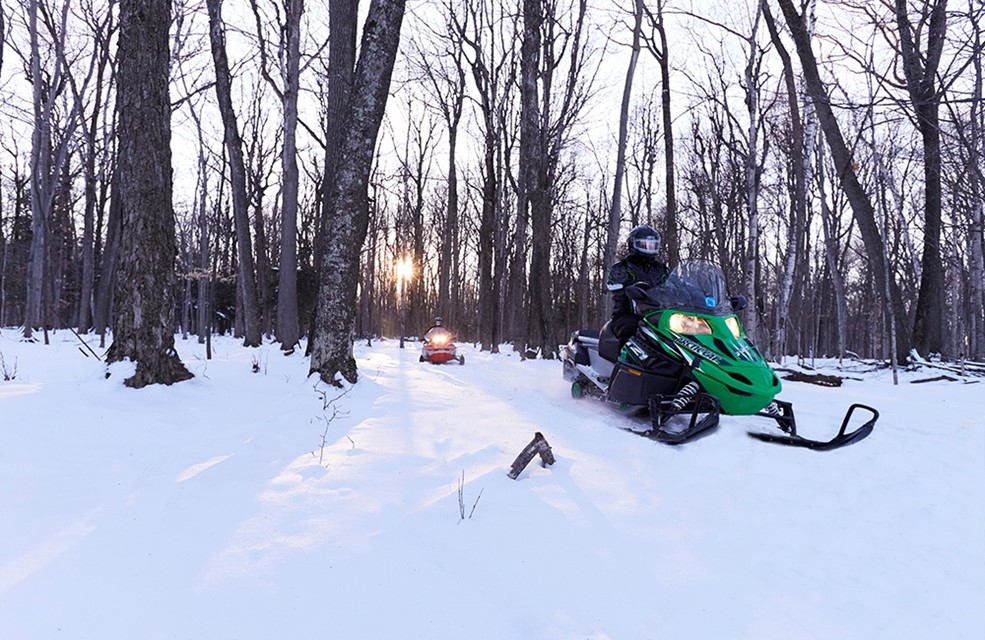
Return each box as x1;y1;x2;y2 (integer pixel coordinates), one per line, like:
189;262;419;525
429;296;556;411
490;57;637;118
0;0;982;386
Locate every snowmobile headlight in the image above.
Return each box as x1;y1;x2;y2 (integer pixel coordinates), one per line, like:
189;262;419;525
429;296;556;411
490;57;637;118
669;314;711;335
431;333;449;345
725;316;742;339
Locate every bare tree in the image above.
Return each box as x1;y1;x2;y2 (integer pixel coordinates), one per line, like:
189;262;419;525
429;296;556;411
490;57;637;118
777;0;911;362
73;0;116;334
894;0;949;357
309;0;406;385
205;0;262;347
410;0;468;329
641;0;678;266
517;0;544;354
520;0;594;356
969;7;985;358
762;0;806;359
249;0;305;352
106;0;192;387
456;0;515;352
604;0;643;320
314;0;357;284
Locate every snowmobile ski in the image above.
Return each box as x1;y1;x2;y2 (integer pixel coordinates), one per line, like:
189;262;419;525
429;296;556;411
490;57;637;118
747;402;878;450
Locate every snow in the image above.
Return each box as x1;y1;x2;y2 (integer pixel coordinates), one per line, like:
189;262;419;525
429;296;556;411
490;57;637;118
1;328;983;639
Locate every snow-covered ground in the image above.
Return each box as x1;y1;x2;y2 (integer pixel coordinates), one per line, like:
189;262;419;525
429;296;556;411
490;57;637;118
1;328;982;639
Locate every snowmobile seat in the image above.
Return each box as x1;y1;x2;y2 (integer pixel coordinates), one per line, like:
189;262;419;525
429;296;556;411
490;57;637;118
598;321;622;363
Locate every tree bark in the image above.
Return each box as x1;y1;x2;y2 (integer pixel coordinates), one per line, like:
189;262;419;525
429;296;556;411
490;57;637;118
742;3;763;350
106;0;192;388
763;0;806;359
895;0;948;358
970;12;985;359
309;0;405;385
603;0;643;335
653;0;677;267
205;0;262;348
25;0;50;339
518;0;543;354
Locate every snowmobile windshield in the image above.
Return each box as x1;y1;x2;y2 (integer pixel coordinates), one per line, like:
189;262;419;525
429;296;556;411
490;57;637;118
426;327;453;343
644;260;734;316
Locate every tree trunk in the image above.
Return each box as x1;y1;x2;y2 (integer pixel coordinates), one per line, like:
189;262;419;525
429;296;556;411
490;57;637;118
25;0;50;339
763;0;805;359
309;0;405;385
970;13;985;359
817;154;847;360
777;0;911;363
742;3;763;350
107;0;192;388
518;0;543;354
653;0;677;267
94;170;121;342
896;0;948;358
205;0;262;348
604;0;642;336
276;0;303;352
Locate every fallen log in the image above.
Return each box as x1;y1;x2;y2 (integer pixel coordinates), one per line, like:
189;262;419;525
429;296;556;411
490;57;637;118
508;432;555;479
778;369;843;387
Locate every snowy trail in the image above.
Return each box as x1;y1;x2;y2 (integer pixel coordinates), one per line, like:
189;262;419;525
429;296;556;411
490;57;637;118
0;332;983;639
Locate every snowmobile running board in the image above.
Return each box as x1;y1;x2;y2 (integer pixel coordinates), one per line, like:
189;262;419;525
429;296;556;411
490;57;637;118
747;402;879;451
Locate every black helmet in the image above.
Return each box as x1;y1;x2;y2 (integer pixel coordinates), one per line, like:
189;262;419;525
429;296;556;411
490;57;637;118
434;317;443;326
627;225;661;258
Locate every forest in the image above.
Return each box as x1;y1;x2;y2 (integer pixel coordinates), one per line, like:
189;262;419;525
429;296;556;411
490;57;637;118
0;0;983;385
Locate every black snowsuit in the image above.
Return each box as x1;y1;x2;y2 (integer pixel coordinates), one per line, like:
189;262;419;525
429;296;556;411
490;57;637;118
606;254;670;340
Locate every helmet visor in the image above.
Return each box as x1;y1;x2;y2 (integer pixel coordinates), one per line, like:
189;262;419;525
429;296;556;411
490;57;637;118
632;237;660;255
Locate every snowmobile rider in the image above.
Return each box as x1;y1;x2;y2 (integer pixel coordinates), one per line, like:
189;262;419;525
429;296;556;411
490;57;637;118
606;225;670;341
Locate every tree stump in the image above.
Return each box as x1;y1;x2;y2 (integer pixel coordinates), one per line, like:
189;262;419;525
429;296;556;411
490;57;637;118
508;432;555;479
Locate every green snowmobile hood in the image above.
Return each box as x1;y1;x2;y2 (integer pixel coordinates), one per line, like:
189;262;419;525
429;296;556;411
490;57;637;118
640;310;782;416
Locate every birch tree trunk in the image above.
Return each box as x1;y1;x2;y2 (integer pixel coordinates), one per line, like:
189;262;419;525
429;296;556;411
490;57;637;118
603;0;642;331
970;12;985;359
107;0;192;388
763;0;805;360
309;0;405;385
742;3;763;349
205;0;262;348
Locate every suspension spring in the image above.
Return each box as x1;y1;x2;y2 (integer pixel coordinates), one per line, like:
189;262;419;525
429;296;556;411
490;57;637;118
762;401;782;416
669;381;700;412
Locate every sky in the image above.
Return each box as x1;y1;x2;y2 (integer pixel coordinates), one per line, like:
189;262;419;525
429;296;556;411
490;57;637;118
1;328;983;639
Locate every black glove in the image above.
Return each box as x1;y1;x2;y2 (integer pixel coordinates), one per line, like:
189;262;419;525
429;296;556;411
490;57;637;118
625;281;649;301
730;294;748;311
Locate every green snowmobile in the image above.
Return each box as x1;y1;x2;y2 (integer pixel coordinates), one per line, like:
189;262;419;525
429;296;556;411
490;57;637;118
561;260;877;449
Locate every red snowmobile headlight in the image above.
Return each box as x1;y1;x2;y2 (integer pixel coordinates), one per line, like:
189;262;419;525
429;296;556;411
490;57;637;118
431;333;449;345
669;314;711;335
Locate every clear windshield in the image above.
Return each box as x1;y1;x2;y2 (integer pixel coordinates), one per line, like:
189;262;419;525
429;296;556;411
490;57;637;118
643;260;734;316
425;326;453;342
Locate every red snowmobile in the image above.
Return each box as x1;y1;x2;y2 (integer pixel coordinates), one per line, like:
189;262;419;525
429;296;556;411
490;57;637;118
419;326;465;365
